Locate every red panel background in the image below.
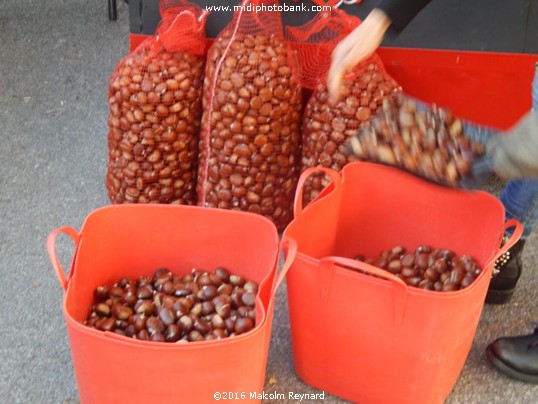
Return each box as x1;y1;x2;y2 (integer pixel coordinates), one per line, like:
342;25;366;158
378;48;537;130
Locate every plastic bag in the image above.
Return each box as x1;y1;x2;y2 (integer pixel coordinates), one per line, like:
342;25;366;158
106;0;208;204
197;0;302;231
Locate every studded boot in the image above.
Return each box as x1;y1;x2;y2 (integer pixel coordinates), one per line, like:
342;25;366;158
485;236;526;304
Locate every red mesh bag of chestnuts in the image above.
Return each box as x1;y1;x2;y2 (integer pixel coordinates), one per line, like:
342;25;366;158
197;0;302;231
286;10;402;204
106;0;209;205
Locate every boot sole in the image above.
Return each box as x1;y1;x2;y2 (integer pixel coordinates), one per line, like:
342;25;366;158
486;346;538;384
485;287;515;304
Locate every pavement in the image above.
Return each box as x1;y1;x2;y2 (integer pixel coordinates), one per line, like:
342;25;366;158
0;1;537;403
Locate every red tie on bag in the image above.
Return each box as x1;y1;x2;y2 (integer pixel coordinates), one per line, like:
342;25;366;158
286;8;361;90
156;0;209;55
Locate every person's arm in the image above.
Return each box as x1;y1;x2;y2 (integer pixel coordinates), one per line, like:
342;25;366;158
487;112;538;178
328;0;432;103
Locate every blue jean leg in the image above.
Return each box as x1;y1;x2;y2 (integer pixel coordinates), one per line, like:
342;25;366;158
464;125;538;237
500;180;538;238
502;63;538;237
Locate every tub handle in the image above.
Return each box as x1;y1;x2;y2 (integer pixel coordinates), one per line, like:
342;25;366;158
487;218;523;268
273;238;298;295
47;226;80;292
320;256;408;325
294;167;343;218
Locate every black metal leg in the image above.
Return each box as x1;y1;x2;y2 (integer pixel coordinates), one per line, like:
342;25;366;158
108;0;118;21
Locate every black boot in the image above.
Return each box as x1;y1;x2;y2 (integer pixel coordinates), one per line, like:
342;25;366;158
486;328;538;383
485;237;526;304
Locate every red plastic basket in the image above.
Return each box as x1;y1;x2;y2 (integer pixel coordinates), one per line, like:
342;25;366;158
48;204;295;404
282;162;522;404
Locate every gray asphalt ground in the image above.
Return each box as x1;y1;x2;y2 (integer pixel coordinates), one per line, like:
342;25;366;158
1;1;537;403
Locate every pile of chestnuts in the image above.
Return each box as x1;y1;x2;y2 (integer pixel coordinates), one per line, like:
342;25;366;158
84;267;259;343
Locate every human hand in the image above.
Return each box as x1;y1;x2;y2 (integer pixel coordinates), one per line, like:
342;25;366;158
328;8;391;104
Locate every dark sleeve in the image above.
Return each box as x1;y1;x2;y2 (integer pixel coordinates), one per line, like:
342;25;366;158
375;0;433;31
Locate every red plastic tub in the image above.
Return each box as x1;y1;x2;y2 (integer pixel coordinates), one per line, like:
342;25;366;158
282;163;522;404
47;204;295;404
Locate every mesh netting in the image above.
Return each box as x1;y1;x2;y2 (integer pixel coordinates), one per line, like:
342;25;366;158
286;8;361;90
106;0;208;205
287;10;402;204
197;0;302;231
157;0;209;56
